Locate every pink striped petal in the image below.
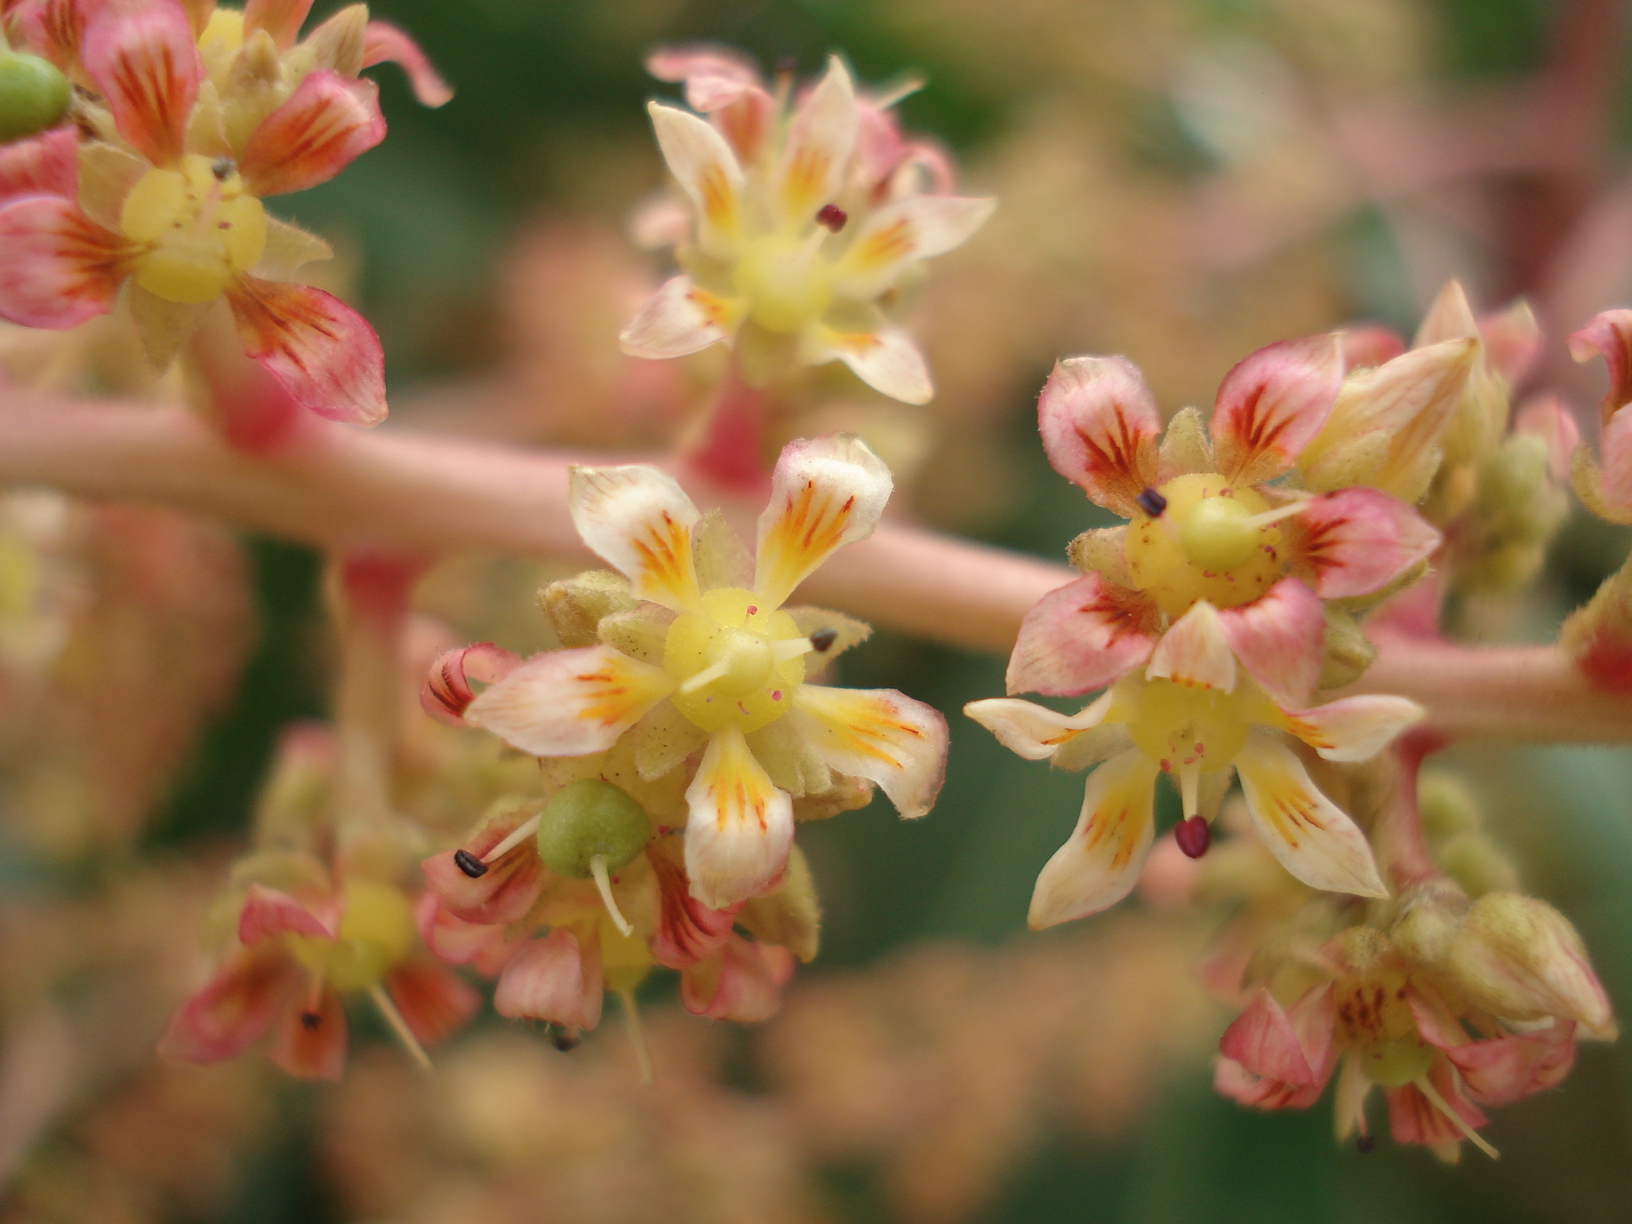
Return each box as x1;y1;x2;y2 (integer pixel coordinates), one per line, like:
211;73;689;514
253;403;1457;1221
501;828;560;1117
464;644;675;758
0;197;127;328
244;0;315;47
1028;748;1160;927
1384;1062;1486;1149
238;883;335;943
776;56;857;227
1037;355;1161;515
1213;1054;1326;1110
1568;308;1632;425
384;960;479;1046
494;927;603;1029
1146;601;1236;692
420;641;522;726
680;934;796;1022
1215;577;1324;708
414;892;512;968
788;684;947;818
9;0;91;71
361;21;453;107
1211;334;1343;485
0;126;77;203
754;432;893;607
684;724;795;909
1291;489;1440;598
648;837;739;969
647;45;762;111
1218;984;1336;1089
157;947;297;1063
240;71;385;197
1006;574;1159;696
1277;694;1423;763
270;987;347;1080
81;1;202;167
226;276;386;425
421;809;545;925
1440;1023;1575;1106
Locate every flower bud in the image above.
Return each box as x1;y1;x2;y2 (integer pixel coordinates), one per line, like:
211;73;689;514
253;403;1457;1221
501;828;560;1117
1317;606;1376;690
0;52;71;144
534;779;651;879
1446;893;1616;1037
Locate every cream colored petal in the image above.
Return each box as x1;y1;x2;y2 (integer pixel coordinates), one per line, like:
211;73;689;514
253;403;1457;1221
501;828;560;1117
683;725;795;909
789;684;947;818
648;101;743;255
1276;694;1423;763
753;433;892;607
831;194;995;299
465;645;675;757
1028;748;1160;928
1146;601;1237;692
964;692;1113;762
775;55;857;228
812;324;932;404
568;464;703;611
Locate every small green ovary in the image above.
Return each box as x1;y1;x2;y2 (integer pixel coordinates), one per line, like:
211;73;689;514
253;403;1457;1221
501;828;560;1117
665;586;806;733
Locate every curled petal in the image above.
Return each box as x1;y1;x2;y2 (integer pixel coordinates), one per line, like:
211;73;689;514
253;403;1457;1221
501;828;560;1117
1037;355;1160;515
421;811;545;926
648;837;739;969
1215;578;1324;709
680;934;796;1022
1568;308;1632;425
157;947;296;1063
1441;1023;1575;1106
1599;407;1632;515
776;55;857;227
1006;574;1159;697
270;987;347;1080
619;274;732;359
964;691;1113;762
754;432;892;606
647;44;762;111
1277;694;1423;763
414;892;512;967
226;276;386;425
362;20;453;107
1218;984;1336;1090
1213;1054;1326;1110
1146;601;1236;692
569;464;702;609
464;644;675;757
238;883;335;943
81;2;202;166
1028;748;1160;928
684;724;795;909
831;194;995;299
494;928;603;1029
239;71;385;197
0;197;128;328
648;101;743;254
384;960;479;1046
420;641;522;726
1234;732;1387;899
1211;334;1343;485
244;0;315;47
0;126;78;203
1384;1062;1486;1149
789;684;947;818
1291;489;1439;599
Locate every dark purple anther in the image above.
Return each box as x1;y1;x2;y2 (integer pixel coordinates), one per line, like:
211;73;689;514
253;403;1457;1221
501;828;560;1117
1356;1134;1375;1154
810;628;838;652
1136;487;1167;517
1174;816;1210;859
454;848;489;878
301;1011;321;1030
816;203;848;232
552;1028;582;1052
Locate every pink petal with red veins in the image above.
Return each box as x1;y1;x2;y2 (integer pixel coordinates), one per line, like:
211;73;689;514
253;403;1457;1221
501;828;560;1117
1338;325;1406;371
10;0;90;71
1568;308;1632;425
271;988;347;1080
1218;983;1336;1088
0;197;128;328
81;1;202;166
494;928;604;1029
680;935;796;1022
1215;578;1324;708
1599;399;1632;512
420;809;545;925
1212;1055;1326;1109
244;0;315;48
0;126;78;203
1444;1022;1576;1106
240;71;385;197
648;838;739;969
1292;489;1439;599
157;947;298;1063
1211;333;1343;485
1006;574;1159;697
1146;601;1236;692
1384;1062;1486;1149
361;20;453;107
238;883;336;943
420;641;522;726
1037;355;1161;515
384;960;479;1046
413;891;512;968
226;275;386;425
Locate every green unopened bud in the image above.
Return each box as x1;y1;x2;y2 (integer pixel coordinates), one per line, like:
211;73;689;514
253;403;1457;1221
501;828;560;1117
1317;606;1376;690
0;52;71;144
535;779;650;879
1447;892;1616;1037
540;570;638;648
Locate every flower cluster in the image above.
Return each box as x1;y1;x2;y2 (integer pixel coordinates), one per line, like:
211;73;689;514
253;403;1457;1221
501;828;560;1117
0;0;447;426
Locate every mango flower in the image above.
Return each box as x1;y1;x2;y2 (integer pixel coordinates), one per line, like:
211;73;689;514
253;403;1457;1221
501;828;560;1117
967;600;1422;927
620;53;994;405
1008;336;1444;703
460;434;948;909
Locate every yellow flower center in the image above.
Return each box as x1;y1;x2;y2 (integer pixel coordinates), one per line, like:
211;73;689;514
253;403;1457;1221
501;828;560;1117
1120;676;1261;774
733;233;833;334
1123;472;1286;618
285;879;415;993
120;154;268;305
664;586;806;734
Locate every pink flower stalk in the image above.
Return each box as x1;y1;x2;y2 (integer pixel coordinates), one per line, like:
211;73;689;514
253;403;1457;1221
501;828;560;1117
1215;924;1597;1160
1009;337;1442;703
454;434;948;910
621;50;993;405
967;599;1420;925
160;870;477;1079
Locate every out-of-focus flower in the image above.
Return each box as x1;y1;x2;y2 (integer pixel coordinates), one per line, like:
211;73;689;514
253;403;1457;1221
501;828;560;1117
968;600;1418;925
621;51;993;405
1568;307;1632;523
457;435;947;909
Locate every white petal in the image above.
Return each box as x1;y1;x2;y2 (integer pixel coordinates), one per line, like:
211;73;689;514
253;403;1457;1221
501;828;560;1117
815;325;933;404
1028;748;1160;928
964;693;1113;762
753;432;893;606
647;100;743;254
619;274;733;359
464;645;675;757
684;725;795;909
789;684;947;818
831;194;995;299
568;464;703;610
776;55;857;227
1277;695;1424;763
1146;602;1237;692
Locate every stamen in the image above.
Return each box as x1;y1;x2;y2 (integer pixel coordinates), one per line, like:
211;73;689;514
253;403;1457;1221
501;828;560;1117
1413;1074;1499;1160
453;849;488;878
1238;498;1311;530
369;984;433;1072
679;656;732;695
770;636;818;664
589;854;634;937
810;628;838;653
869;73;925;110
210;157;234;180
619;988;654;1087
551;1027;582;1052
483;813;543;863
1136;487;1168;517
815;203;848;232
1178;760;1200;820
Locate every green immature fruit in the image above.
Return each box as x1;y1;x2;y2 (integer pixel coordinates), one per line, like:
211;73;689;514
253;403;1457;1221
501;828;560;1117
535;779;651;879
0;52;71;144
